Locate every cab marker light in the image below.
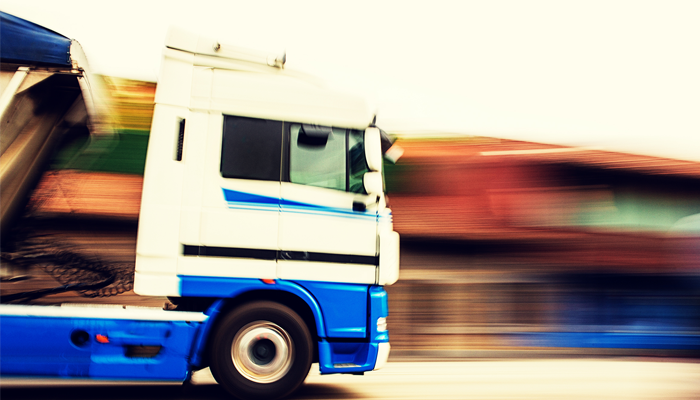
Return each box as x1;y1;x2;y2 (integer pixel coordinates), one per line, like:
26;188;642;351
377;317;387;332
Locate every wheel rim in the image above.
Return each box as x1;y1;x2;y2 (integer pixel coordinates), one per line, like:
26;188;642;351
231;321;294;383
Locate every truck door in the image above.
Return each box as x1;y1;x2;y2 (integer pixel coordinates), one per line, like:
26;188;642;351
189;115;282;279
278;124;379;284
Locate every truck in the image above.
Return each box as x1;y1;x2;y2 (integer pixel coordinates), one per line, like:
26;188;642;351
0;12;400;400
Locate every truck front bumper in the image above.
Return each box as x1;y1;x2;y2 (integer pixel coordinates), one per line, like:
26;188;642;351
318;286;390;375
318;340;390;374
373;342;390;370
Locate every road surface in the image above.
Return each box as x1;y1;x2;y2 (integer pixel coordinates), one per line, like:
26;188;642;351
2;360;699;399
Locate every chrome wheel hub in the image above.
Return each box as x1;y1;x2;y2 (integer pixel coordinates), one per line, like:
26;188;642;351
232;321;293;383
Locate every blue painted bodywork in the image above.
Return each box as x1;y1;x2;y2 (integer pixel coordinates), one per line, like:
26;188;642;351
369;286;390;343
222;188;377;221
188;299;226;369
181;277;390;374
179;276;326;337
318;285;389;374
1;315;201;380
295;281;368;338
318;341;380;373
222;188;279;206
1;279;389;380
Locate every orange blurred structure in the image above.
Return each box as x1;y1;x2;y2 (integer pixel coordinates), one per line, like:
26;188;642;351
387;137;700;273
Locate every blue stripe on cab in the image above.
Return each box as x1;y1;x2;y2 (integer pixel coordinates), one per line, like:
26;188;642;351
222;188;377;221
280;198;324;209
222;188;279;205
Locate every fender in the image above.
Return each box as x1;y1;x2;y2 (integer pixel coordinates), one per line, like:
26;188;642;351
180;276;326;368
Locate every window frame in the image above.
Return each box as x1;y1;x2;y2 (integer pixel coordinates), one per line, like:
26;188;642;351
218;114;368;193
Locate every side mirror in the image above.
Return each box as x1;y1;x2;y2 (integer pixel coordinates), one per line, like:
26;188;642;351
364;127;382;172
363;171;383;196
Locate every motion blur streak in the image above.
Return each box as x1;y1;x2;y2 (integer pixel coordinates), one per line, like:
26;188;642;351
5;78;700;359
4;360;699;399
384;137;700;357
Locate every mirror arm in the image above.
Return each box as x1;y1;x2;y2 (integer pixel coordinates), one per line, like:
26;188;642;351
352;194;380;212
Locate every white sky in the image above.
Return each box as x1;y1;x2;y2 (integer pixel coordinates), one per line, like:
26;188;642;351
3;0;699;161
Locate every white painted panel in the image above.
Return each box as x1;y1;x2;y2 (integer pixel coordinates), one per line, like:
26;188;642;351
136;205;181;259
139;105;187;208
133;271;181;297
210;69;371;129
201;208;279;249
135;253;178;276
177;257;276;279
179;208;200;245
0;304;206;322
179;110;209;245
190;67;213;110
279;211;376;255
135;103;188;293
373;343;391;370
154;48;194;108
378;230;400;286
279;182;376;256
277;260;376;284
164;28;199;55
193;53;286;74
199;113;280;250
163;28;372;129
166;27;282;67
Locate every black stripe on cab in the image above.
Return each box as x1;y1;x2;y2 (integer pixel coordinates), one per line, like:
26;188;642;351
182;245;378;266
278;250;378;266
183;245;276;260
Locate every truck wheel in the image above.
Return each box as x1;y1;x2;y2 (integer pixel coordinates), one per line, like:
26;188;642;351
209;301;313;400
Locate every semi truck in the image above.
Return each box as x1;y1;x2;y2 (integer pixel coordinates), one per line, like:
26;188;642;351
0;12;400;400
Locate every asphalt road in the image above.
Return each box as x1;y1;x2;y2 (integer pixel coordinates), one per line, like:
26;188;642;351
2;360;699;399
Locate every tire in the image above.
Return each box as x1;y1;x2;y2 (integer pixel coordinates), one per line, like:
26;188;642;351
209;301;313;400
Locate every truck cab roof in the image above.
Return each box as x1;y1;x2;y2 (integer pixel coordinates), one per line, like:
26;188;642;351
158;28;374;129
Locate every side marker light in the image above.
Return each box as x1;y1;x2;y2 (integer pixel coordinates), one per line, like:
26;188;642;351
95;334;109;344
377;317;387;332
261;279;276;284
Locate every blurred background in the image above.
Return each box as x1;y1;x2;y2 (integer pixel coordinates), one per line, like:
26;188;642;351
384;136;700;357
3;76;698;358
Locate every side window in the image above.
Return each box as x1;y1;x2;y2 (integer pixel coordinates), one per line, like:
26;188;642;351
290;124;346;190
288;124;368;193
221;116;282;181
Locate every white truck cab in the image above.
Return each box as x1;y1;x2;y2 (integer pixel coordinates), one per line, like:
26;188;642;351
134;28;400;297
1;24;400;400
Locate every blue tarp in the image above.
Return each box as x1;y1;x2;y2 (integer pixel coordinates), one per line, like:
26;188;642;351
0;11;71;66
